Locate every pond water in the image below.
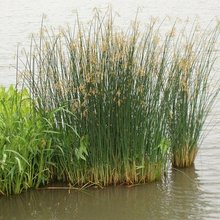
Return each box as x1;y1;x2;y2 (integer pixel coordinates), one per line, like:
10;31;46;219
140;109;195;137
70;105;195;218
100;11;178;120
0;0;220;219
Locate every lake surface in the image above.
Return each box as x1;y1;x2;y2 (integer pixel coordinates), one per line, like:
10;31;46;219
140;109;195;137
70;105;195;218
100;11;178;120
0;0;220;219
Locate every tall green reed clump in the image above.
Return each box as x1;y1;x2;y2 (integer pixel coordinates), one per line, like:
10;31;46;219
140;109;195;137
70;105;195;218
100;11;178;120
20;13;176;186
168;23;220;167
0;86;54;195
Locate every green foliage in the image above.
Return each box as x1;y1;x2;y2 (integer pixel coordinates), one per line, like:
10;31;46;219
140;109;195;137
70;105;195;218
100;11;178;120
20;11;176;186
167;24;220;167
1;11;219;195
0;86;54;195
75;136;89;161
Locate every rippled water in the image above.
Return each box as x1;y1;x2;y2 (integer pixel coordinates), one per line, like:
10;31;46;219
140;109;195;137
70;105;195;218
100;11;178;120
0;0;220;219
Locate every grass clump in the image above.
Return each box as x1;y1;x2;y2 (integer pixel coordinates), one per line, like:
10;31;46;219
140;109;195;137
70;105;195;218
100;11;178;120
1;11;219;195
20;13;175;186
0;85;80;195
0;86;55;195
168;24;220;167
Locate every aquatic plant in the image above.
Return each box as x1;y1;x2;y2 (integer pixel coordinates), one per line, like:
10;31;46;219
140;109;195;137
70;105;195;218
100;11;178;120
0;86;55;195
20;12;176;186
167;24;220;167
1;11;218;195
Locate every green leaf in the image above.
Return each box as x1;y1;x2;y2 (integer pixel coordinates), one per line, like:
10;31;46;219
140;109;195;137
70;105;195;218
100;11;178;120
75;135;89;161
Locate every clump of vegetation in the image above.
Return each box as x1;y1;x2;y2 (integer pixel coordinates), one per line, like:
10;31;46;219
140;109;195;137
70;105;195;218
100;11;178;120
0;85;82;195
0;86;54;195
167;24;220;167
21;13;175;186
0;11;219;195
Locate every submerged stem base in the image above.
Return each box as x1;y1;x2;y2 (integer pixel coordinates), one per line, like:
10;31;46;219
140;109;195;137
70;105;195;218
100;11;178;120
58;161;165;188
172;146;198;168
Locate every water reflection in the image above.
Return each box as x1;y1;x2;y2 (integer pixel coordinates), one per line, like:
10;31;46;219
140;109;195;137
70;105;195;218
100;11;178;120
0;165;210;220
162;166;206;220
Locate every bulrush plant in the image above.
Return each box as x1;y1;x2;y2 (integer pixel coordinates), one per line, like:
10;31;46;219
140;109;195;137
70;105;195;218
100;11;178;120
16;11;219;191
168;24;220;167
20;12;174;187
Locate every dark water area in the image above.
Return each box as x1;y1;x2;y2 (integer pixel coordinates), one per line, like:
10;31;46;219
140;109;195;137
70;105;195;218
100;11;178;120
0;164;219;220
1;0;220;219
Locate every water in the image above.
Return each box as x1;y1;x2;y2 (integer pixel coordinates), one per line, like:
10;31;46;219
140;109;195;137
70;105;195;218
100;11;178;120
0;0;220;219
0;166;219;219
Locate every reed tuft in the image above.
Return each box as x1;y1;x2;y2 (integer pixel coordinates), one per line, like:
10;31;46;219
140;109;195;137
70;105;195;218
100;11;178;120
1;10;219;195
